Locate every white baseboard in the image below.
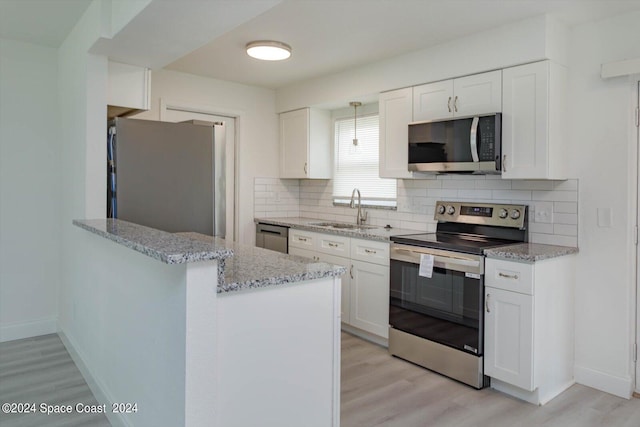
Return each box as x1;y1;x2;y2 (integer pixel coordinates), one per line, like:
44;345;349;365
491;379;541;405
58;328;131;427
341;323;388;348
0;317;58;342
575;364;634;399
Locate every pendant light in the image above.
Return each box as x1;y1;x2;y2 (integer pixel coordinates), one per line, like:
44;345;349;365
350;101;361;146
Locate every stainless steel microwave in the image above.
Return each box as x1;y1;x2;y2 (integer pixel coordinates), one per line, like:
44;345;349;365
408;113;501;173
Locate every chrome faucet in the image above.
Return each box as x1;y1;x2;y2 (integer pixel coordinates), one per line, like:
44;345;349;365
349;188;368;225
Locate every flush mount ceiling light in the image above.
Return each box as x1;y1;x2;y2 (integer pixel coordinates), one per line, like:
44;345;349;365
245;40;292;61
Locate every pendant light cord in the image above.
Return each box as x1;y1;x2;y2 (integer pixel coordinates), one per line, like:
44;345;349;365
350;101;361;146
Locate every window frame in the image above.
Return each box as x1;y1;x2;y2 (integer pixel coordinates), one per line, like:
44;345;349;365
331;105;397;209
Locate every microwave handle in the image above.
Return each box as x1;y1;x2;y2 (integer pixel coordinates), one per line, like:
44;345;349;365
470;116;480;162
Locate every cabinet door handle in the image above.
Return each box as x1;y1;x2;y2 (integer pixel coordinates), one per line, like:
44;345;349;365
298;237;308;242
447;96;452;113
454;96;458;112
364;249;377;254
350;265;354;279
486;293;491;313
328;242;338;248
502;155;507;173
498;272;519;280
304;162;308;175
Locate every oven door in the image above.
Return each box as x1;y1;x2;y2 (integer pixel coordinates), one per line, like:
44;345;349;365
389;244;484;355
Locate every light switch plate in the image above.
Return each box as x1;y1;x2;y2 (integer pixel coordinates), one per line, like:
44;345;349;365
597;207;613;227
533;202;553;224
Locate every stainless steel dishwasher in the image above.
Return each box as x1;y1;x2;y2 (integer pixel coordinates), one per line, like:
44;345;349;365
255;223;289;254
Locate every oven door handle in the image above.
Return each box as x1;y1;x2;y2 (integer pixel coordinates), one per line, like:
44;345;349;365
391;247;483;273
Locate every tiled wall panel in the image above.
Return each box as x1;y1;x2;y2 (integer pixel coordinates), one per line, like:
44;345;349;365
255;176;579;247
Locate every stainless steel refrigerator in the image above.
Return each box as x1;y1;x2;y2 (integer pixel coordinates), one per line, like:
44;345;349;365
107;117;225;237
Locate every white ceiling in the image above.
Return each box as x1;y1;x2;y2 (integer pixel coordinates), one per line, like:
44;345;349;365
0;0;92;47
166;0;640;89
3;0;640;90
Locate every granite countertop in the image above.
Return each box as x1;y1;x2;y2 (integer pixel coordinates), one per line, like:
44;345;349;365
484;243;579;262
73;219;234;264
255;217;423;242
177;232;346;293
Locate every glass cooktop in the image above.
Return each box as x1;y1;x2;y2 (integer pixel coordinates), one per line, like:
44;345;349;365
390;232;520;255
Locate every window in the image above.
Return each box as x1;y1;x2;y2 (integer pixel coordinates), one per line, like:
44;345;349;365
332;114;396;207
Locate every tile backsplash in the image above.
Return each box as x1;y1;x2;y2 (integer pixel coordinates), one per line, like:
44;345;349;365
255;175;579;247
254;178;301;218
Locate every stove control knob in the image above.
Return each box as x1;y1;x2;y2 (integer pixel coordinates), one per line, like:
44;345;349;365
510;209;521;220
437;205;446;215
446;205;456;215
499;208;508;219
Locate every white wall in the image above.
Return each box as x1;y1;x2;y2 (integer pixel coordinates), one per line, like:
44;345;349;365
57;0;107;344
276;14;558;112
568;11;640;398
0;39;61;341
134;69;279;245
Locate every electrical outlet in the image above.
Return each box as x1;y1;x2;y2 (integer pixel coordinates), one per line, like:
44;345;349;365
534;202;553;224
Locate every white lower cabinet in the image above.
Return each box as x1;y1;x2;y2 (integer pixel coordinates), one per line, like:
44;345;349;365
289;229;390;340
484;286;534;390
316;252;352;325
350;260;390;338
289;246;318;261
484;256;575;405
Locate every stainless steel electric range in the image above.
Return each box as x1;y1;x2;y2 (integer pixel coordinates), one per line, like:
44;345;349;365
389;201;527;389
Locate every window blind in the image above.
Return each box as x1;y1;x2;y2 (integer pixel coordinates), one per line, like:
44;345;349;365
332;114;396;206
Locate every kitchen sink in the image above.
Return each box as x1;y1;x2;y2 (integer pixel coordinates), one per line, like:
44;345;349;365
310;222;378;230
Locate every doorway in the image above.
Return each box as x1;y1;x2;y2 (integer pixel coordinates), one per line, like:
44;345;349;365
160;101;238;242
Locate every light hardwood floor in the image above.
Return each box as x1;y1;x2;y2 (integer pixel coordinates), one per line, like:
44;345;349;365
0;334;111;427
341;332;640;427
3;332;639;427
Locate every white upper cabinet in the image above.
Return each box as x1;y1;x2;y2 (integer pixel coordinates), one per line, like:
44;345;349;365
453;71;503;117
279;108;332;179
501;60;568;179
379;87;413;178
413;70;502;122
412;80;453;122
107;61;151;114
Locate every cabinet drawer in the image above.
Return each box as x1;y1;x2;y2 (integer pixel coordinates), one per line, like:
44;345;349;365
485;258;534;295
317;234;351;257
289;246;319;262
289;229;318;250
350;239;389;266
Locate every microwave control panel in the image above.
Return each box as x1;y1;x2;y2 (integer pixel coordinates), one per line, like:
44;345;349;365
478;119;496;161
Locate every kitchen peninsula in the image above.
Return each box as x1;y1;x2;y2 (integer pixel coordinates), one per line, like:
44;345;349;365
71;219;344;427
